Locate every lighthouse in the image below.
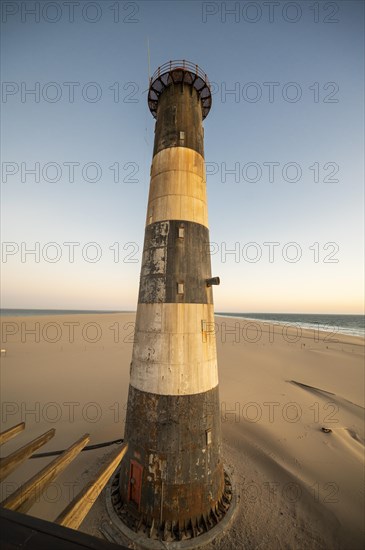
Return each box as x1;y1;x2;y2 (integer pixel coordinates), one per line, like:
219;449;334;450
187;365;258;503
113;60;232;543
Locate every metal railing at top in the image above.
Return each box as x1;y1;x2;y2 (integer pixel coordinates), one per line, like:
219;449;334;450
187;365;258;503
150;60;210;89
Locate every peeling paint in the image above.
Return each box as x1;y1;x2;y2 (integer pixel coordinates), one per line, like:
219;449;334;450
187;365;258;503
117;69;227;537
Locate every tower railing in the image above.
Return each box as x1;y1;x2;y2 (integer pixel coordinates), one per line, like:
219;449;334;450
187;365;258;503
150;59;210;90
148;59;212;120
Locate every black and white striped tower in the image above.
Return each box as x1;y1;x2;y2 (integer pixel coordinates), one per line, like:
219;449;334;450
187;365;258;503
115;60;232;543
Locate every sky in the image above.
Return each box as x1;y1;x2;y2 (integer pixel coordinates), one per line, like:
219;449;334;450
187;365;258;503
1;0;364;314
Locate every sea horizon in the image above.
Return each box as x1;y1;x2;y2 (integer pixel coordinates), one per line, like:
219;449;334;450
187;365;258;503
216;312;365;339
1;309;364;338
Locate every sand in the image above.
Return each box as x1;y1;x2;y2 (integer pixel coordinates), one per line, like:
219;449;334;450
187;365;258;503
0;312;364;549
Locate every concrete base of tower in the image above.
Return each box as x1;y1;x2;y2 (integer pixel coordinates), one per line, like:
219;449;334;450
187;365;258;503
105;467;237;549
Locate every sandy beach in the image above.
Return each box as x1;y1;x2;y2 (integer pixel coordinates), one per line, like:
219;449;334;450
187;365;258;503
0;312;364;549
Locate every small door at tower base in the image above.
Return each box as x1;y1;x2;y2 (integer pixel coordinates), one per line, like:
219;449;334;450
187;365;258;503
128;460;143;509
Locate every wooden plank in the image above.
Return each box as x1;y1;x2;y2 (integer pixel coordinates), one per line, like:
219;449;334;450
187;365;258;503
56;443;128;530
1;434;90;513
0;428;55;482
0;422;25;446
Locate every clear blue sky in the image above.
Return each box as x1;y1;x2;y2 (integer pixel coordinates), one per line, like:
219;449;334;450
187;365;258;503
1;0;364;313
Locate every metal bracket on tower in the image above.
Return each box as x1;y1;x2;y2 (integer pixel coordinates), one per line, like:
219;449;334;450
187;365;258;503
206;277;220;287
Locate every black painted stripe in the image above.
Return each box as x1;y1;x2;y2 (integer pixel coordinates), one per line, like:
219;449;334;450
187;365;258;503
138;220;213;304
153;83;204;157
119;384;224;523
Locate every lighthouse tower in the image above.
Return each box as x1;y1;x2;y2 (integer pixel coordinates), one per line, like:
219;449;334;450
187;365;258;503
115;60;232;543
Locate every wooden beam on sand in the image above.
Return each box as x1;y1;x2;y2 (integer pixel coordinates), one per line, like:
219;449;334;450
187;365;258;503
1;434;90;514
56;443;128;530
0;429;55;482
0;423;25;446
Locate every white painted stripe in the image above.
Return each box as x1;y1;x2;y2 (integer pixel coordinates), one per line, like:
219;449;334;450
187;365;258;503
148;171;206;201
146;147;208;228
151;146;206;179
130;303;219;396
146;195;208;228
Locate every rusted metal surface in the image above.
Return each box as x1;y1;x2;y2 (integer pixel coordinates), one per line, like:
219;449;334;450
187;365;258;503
113;468;232;542
118;385;226;535
206;277;220;287
139;220;213;304
152;83;205;156
115;60;232;543
148;60;212;121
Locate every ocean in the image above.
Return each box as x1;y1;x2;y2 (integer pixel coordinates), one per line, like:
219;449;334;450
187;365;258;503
0;310;363;338
216;313;365;338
